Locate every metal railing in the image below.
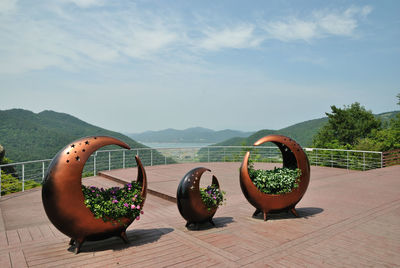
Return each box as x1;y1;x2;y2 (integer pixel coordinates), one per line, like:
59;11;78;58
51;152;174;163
0;146;383;197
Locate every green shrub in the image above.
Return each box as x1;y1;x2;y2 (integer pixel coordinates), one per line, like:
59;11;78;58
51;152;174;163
199;184;226;211
82;182;144;225
1;173;41;196
248;161;301;195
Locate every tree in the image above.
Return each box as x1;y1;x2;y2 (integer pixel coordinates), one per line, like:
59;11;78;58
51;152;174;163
312;102;381;149
355;94;400;151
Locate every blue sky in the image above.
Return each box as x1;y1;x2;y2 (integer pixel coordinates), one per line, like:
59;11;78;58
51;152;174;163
1;0;399;133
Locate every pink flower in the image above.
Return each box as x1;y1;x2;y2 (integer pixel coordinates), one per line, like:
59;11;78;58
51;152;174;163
134;194;137;198
124;203;129;207
136;216;140;220
136;205;140;210
112;199;118;204
131;204;136;209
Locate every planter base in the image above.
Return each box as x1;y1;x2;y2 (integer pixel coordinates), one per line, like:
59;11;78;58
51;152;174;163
185;218;215;230
253;207;299;221
69;230;130;254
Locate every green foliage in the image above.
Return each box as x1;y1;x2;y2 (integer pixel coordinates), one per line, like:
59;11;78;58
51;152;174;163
0;109;172;165
355;113;400;151
82;182;143;225
312;103;381;149
199;184;226;211
1;173;41;196
248;161;301;195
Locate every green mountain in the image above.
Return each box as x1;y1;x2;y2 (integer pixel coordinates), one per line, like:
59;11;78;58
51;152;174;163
0;109;148;162
127;127;254;143
212;111;400;147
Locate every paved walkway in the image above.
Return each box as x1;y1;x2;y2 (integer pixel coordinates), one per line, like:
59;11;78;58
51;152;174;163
0;163;399;267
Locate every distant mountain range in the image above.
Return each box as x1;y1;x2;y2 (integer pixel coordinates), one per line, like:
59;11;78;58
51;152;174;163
213;111;400;147
0;109;147;162
1;108;398;162
126;127;254;143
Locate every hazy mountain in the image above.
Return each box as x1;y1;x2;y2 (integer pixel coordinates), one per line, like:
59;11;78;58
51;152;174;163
0;109;147;162
127;127;254;143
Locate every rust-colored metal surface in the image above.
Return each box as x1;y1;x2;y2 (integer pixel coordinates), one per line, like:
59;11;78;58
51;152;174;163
176;167;220;228
42;136;147;253
240;135;310;221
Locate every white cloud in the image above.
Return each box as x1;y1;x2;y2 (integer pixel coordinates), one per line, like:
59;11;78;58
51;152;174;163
0;2;373;74
0;3;181;73
264;19;317;42
263;5;372;42
63;0;104;8
0;0;17;13
120;29;178;59
199;25;262;51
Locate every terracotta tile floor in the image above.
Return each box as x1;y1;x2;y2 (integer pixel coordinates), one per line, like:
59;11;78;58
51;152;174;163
0;163;399;267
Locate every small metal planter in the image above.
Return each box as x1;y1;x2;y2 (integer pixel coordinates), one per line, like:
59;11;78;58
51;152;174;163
42;136;147;254
240;135;310;221
176;167;220;228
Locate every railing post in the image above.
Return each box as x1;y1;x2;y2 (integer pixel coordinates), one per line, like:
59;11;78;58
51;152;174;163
381;152;383;168
123;150;125;169
331;152;333;167
347;151;349;170
223;147;225;162
165;154;167;165
42;161;45;180
108;152;111;171
151;149;153;166
315;149;318;166
363;152;365;171
208;147;210;162
22;164;25;192
0;168;2;197
94;152;97;175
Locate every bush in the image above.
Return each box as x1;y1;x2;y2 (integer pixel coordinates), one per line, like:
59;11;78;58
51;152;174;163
82;182;144;225
1;173;41;196
248;161;301;195
199;184;226;211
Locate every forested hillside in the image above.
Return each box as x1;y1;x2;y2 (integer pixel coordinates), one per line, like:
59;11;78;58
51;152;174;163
0;109;147;162
212;111;399;147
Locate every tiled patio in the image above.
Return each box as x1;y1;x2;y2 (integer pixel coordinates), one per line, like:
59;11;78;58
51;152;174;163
0;162;399;267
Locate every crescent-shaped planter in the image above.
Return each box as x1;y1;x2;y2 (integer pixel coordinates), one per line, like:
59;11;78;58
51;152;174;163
42;136;147;254
177;167;220;228
240;135;310;221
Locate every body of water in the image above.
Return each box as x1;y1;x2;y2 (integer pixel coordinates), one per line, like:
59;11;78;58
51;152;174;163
140;142;212;148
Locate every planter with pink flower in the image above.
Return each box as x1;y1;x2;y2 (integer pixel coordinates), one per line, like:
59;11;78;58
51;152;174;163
81;182;145;225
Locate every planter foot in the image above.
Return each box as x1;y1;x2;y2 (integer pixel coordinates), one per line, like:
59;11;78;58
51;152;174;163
120;231;129;244
69;238;75;246
252;209;261;217
209;219;215;226
74;239;84;254
185;222;191;228
263;212;268;221
290;208;299;217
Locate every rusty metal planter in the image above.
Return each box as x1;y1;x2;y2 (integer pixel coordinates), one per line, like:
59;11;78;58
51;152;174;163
42;136;147;253
240;135;310;221
177;167;220;228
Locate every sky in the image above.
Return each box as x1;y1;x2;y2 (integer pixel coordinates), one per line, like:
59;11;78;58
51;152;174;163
1;0;399;134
